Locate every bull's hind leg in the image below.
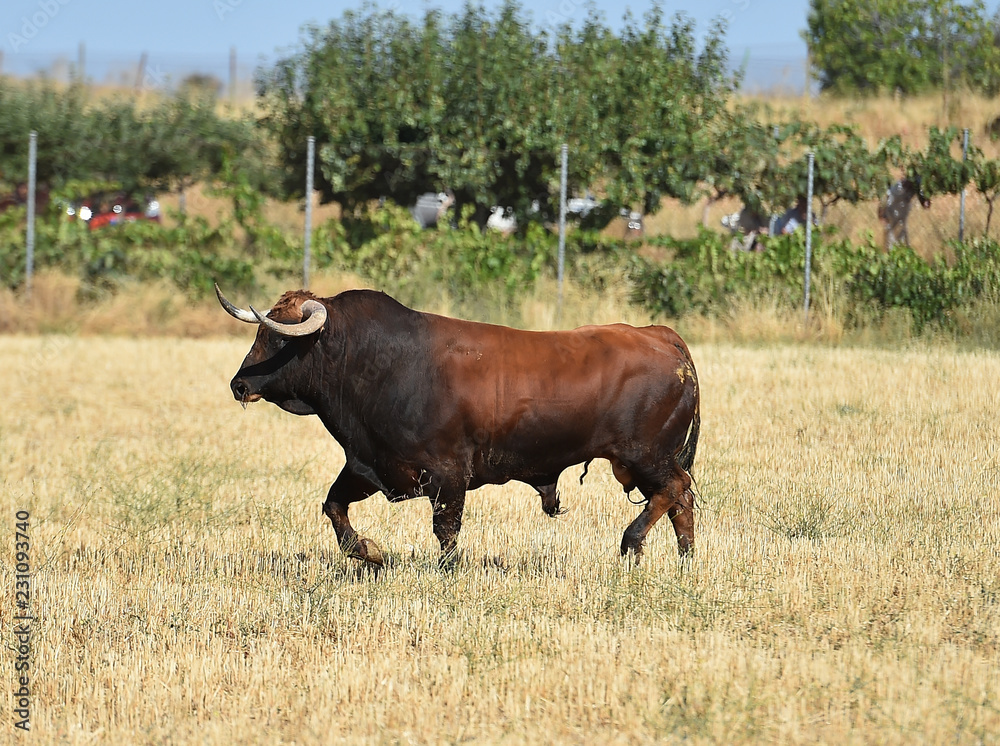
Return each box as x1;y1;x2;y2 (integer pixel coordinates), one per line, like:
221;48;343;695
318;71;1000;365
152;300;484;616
322;467;384;566
621;465;694;561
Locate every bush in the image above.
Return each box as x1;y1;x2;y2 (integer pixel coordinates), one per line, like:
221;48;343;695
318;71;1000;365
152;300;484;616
630;228;1000;333
630;228;816;318
0;210;255;298
311;202;557;313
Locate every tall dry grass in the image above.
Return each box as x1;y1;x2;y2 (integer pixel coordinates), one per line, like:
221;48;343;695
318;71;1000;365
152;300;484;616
0;271;373;338
1;334;998;743
754;92;1000;153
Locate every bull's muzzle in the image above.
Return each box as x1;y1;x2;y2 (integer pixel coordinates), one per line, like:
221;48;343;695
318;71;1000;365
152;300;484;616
231;377;261;406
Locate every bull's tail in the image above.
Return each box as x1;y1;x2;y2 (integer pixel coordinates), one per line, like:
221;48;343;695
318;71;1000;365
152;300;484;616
673;344;700;475
676;403;700;474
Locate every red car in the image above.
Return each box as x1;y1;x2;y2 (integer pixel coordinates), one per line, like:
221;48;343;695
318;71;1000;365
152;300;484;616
65;192;161;229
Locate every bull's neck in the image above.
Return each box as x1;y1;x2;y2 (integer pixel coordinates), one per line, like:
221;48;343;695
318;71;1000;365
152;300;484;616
306;303;427;448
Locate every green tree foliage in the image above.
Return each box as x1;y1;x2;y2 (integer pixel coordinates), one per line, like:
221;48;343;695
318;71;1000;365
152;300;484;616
974;158;1000;234
140;94;266;201
0;82;92;189
774;122;896;219
805;0;1000;95
0;80;265;202
700;108;780;216
566;10;736;214
436;3;560;226
257;2;738;227
908;125;978;195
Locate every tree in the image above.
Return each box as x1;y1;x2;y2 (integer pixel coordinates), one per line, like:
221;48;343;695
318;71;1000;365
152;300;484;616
0;80;266;212
258;2;563;227
257;2;739;228
259;7;453;215
974;158;1000;235
805;0;1000;95
698;107;781;221
434;2;560;226
570;9;736;215
909;126;977;196
140;95;265;211
0;81;92;190
776;122;893;222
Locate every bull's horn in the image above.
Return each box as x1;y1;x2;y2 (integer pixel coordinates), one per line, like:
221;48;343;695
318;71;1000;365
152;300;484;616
215;283;263;324
251;299;327;337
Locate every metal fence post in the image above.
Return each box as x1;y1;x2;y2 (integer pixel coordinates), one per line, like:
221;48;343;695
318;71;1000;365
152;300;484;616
804;151;815;325
26;131;37;298
303;135;315;290
959;127;969;243
557;143;568;315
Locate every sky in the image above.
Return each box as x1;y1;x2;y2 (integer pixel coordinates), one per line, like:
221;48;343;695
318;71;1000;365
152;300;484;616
1;0;813;91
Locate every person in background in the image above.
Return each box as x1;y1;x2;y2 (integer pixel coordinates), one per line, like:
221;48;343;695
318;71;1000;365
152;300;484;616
773;195;810;236
877;177;930;249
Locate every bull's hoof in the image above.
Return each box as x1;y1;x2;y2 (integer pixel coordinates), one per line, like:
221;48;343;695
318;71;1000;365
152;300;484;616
544;504;568;518
438;548;463;571
620;542;643;567
540;489;562;517
620;532;644;560
677;543;694;569
349;537;384;567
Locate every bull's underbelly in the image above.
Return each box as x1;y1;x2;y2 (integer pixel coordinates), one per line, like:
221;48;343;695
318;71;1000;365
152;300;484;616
469;440;596;488
366;441;595;501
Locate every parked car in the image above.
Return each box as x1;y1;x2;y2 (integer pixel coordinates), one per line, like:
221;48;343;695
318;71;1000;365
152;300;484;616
410;191;455;229
64;192;161;229
620;207;644;237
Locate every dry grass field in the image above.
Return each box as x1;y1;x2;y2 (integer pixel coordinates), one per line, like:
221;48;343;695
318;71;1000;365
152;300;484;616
2;329;998;743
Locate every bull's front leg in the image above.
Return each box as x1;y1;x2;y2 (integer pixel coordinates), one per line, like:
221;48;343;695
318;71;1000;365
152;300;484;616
430;483;467;567
322;467;384;566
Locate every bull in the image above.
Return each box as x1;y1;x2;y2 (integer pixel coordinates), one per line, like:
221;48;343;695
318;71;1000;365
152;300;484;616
216;285;701;566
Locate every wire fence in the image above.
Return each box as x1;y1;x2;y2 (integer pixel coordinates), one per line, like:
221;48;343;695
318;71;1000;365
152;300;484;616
822;190;998;257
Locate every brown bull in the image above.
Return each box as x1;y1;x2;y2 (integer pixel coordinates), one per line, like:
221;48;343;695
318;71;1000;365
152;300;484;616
217;285;700;566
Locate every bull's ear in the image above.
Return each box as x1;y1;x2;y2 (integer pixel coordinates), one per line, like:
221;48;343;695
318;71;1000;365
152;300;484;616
252;300;328;337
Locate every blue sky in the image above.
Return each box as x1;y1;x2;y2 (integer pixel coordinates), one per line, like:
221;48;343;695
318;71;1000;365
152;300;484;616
1;0;812;89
